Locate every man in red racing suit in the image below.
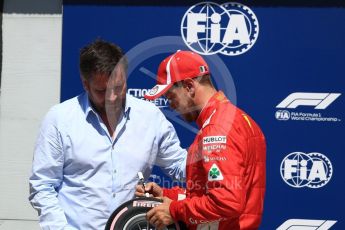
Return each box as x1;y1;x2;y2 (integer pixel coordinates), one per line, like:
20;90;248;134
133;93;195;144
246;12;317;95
139;50;266;230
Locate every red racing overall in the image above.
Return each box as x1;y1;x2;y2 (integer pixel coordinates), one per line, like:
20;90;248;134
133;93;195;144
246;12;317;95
163;91;266;230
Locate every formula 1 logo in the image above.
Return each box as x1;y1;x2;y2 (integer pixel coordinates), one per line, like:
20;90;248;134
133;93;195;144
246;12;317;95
276;92;341;109
277;219;337;230
275;92;341;122
181;2;259;56
280;152;333;188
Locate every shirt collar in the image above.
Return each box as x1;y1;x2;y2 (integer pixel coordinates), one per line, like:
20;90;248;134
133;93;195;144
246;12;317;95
196;91;228;128
82;92;131;119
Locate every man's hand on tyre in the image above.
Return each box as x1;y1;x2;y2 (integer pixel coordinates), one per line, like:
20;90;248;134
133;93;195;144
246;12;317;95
146;197;174;230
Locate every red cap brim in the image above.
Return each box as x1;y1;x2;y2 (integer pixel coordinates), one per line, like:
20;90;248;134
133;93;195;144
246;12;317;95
144;84;173;100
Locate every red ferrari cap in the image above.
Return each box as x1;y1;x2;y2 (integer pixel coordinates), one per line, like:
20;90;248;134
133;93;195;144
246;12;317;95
144;50;209;100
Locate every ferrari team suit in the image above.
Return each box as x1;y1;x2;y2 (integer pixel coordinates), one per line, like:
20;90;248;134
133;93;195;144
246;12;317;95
163;91;266;230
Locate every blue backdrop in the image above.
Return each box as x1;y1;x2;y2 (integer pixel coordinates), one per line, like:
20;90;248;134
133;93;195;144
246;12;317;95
61;1;345;229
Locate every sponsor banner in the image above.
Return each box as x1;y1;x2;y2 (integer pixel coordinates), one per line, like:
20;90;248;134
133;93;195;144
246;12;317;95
132;200;161;208
203;144;227;153
181;2;259;56
280;152;333;188
276;110;340;122
128;88;169;108
276;93;341;109
189;217;225;225
203;155;227;162
203;136;227;144
275;93;341;122
277;219;337;230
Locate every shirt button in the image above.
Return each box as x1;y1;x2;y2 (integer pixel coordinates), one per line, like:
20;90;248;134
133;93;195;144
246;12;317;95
112;193;116;197
113;169;117;174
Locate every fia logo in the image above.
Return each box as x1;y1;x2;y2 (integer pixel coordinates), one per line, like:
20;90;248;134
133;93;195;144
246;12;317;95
280;152;333;188
275;110;290;121
181;2;259;56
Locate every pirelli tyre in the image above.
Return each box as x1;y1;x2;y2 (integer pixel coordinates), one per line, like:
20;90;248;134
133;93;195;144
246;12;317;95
105;197;185;230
